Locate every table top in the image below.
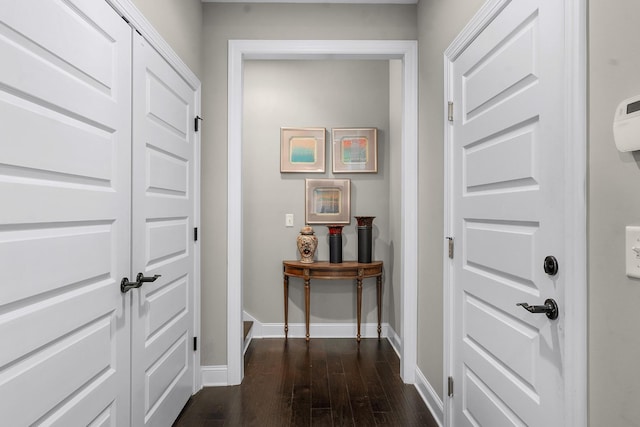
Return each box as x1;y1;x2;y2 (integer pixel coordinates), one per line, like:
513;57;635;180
283;260;383;279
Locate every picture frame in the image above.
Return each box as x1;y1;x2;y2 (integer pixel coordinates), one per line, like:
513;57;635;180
280;127;326;173
332;128;378;173
305;178;351;225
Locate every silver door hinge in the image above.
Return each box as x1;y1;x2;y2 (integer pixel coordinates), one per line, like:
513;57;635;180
448;101;454;122
446;237;454;259
448;376;454;397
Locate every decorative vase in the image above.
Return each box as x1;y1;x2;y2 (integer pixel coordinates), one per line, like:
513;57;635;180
297;226;318;264
327;225;344;263
355;216;375;263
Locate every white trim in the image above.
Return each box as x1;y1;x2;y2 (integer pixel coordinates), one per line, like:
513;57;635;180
193;86;203;393
385;323;402;357
227;40;244;386
563;0;588;425
201;366;229;387
442;1;587;426
204;0;417;3
227;39;419;386
242;311;399;339
415;367;444;427
260;322;395;339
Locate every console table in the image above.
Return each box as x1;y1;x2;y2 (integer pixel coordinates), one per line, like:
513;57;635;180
282;260;383;342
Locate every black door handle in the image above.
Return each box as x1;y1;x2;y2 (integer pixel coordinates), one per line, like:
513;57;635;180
516;298;559;320
136;273;161;283
120;273;161;293
121;277;142;293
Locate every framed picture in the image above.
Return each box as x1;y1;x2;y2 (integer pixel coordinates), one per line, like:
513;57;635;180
305;179;351;225
332;128;378;173
280;127;326;173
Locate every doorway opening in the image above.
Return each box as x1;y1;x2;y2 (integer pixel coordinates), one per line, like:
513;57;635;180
227;40;418;385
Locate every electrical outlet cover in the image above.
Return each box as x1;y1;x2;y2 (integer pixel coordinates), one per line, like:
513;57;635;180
625;226;640;278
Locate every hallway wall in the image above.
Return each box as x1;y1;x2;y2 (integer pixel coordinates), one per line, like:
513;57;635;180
588;1;640;425
131;0;203;78
416;0;484;400
242;60;396;329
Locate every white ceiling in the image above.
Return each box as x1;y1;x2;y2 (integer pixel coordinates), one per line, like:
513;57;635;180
201;0;417;4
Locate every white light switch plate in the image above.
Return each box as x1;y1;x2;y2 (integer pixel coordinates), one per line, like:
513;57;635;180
285;214;294;227
625;226;640;278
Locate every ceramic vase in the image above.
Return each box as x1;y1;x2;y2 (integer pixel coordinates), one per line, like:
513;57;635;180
297;225;318;264
327;225;344;263
355;216;375;263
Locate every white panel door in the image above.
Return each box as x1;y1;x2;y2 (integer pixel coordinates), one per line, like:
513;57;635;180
0;0;132;425
449;0;567;426
131;34;196;426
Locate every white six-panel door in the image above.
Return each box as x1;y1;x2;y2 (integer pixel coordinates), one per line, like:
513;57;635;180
0;0;132;425
448;0;568;425
131;33;196;427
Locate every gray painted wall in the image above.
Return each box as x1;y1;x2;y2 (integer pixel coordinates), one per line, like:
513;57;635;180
589;1;640;425
242;60;395;328
416;0;485;400
131;0;203;78
201;3;417;365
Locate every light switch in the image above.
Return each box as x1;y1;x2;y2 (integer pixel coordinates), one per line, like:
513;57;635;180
625;226;640;278
285;214;294;227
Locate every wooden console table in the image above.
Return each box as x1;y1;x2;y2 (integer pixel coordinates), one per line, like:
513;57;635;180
282;260;383;342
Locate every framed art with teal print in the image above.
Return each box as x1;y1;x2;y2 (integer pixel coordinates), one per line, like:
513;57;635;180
280;127;326;173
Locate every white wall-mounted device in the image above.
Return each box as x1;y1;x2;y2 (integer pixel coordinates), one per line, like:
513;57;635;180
613;95;640;152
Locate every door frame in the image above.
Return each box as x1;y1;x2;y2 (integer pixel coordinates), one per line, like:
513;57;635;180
227;39;418;385
106;0;203;392
442;0;587;426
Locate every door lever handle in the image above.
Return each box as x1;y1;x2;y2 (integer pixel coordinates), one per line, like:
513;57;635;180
136;273;161;283
516;299;559;320
120;274;161;293
121;277;142;293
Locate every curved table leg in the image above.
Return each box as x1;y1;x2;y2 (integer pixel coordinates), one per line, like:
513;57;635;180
305;277;310;342
377;275;382;339
356;277;363;342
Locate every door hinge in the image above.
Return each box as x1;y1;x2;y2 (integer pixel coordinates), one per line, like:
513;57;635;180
193;337;198;351
194;227;198;242
446;237;454;259
194;115;203;132
448;376;454;397
448;101;454;122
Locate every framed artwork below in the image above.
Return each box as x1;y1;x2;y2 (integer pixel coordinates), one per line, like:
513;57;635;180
281;127;326;173
305;178;351;225
332;127;377;173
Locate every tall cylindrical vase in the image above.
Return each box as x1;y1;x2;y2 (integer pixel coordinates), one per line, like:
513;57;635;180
355;216;375;263
327;225;344;263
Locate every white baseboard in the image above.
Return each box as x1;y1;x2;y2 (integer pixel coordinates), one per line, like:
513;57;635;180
201;365;228;387
414;367;444;427
385;325;402;357
255;321;393;339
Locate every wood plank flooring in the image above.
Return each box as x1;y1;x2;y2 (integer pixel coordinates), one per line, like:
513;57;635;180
173;338;438;426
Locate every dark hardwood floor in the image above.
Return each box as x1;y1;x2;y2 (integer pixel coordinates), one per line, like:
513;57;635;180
173;338;438;426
